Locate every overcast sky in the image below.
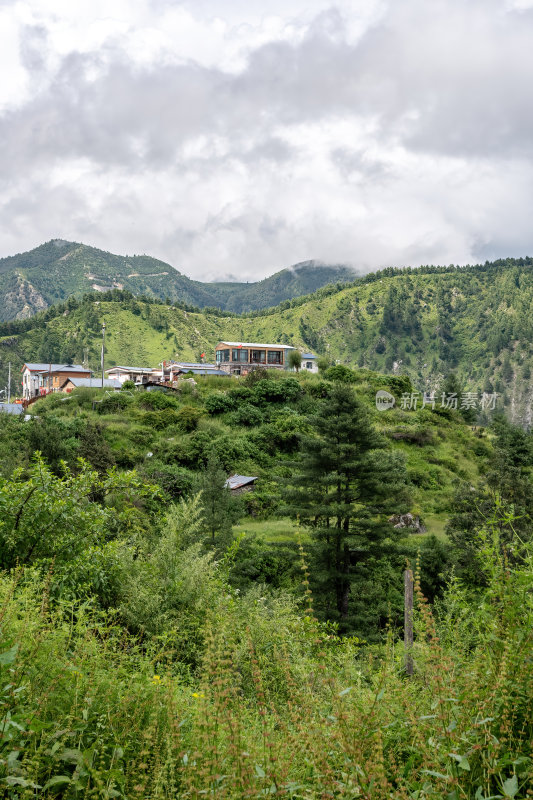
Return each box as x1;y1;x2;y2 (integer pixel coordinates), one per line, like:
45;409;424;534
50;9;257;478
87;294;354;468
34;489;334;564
1;0;532;281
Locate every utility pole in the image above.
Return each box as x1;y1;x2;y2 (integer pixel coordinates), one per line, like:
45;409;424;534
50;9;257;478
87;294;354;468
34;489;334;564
101;321;106;388
7;362;11;404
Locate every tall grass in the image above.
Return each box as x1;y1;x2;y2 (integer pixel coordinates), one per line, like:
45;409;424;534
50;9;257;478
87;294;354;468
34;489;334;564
0;520;531;798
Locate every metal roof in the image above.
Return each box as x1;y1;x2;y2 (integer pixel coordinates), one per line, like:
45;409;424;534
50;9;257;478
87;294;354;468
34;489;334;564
106;366;153;373
224;475;258;490
0;403;23;415
216;341;295;350
171;362;220;369
301;353;317;359
174;367;228;376
61;377;122;389
23;363;90;373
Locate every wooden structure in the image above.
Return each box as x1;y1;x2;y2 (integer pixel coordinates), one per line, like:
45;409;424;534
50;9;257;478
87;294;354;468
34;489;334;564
224;475;258;495
21;363;92;400
215;341;294;376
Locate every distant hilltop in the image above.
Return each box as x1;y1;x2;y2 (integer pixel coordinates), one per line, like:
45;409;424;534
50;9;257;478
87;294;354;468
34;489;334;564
0;240;357;322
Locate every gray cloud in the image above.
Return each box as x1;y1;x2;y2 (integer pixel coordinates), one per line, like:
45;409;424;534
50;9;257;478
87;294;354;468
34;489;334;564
0;0;532;279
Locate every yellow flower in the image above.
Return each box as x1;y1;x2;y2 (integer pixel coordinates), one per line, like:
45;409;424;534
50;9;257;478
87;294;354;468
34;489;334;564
192;691;205;699
151;675;161;684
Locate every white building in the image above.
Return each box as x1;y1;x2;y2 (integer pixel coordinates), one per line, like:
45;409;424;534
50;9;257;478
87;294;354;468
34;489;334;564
301;353;319;373
21;363;92;400
105;366;153;385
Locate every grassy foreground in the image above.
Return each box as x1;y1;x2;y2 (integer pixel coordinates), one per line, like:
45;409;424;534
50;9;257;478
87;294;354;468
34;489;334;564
0;517;531;799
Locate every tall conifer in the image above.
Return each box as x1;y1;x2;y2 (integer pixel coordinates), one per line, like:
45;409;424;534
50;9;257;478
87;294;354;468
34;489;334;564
286;383;408;630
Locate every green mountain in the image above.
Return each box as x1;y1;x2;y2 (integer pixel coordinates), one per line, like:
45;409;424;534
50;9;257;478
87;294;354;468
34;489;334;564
2;256;533;424
0;239;356;321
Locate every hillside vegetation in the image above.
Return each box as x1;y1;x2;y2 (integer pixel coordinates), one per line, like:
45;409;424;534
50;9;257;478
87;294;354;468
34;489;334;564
2;256;533;424
0;239;355;320
0;365;531;797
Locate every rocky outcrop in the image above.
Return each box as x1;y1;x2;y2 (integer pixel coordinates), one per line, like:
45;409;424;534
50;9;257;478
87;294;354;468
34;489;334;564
2;275;47;321
388;513;426;533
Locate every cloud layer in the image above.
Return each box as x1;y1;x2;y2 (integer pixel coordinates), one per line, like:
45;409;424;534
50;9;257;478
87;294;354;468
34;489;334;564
1;0;532;279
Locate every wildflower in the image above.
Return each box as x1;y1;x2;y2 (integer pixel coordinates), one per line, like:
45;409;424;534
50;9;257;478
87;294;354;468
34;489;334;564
151;675;161;684
191;691;205;699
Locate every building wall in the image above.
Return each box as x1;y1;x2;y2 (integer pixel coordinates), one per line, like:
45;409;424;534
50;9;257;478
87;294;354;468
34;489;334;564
215;345;288;375
22;368;92;399
301;360;319;373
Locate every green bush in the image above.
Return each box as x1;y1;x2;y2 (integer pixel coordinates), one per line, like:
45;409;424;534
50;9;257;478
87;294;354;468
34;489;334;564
204;392;236;414
228;402;264;427
97;392;133;413
252;378;301;405
142;460;195;499
176;405;205;432
324;364;357;383
136;390;179;410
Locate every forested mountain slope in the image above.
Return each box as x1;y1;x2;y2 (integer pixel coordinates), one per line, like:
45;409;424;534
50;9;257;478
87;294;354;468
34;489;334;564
0;239;355;320
2;256;533;424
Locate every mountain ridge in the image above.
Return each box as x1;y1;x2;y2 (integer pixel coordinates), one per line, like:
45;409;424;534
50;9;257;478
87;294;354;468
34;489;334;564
2;255;533;425
0;240;357;321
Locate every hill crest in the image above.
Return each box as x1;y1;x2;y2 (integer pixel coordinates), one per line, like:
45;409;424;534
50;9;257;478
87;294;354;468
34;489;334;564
0;240;357;321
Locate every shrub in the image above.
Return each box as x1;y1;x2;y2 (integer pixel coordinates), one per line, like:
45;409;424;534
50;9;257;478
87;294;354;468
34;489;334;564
176;405;205;432
97;392;133;413
252;378;301;404
142;460;195;499
227;385;254;404
208;432;260;471
204;392;236;414
324;364;357;383
136;390;179;410
228;403;264;427
139;409;183;430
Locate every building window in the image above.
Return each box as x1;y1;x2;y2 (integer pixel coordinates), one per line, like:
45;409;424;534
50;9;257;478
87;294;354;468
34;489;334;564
216;349;230;363
250;350;266;363
306;362;313;369
267;350;283;364
232;348;249;362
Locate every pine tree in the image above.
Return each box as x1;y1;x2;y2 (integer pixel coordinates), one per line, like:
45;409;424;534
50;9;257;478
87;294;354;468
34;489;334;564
285;384;408;631
197;455;240;551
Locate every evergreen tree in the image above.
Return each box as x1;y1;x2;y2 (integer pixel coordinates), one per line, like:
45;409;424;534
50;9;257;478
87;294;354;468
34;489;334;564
285;384;408;632
197;455;240;551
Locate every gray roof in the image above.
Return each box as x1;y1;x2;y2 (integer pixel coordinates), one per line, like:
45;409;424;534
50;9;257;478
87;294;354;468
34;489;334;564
23;363;90;374
217;341;295;350
106;366;153;373
301;353;317;359
61;377;122;389
172;362;219;369
175;367;228;376
0;403;23;415
224;475;258;490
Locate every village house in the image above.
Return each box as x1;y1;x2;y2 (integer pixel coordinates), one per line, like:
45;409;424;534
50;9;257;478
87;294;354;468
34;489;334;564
301;352;319;373
105;366;153;385
214;341;295;376
21;363;92;400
